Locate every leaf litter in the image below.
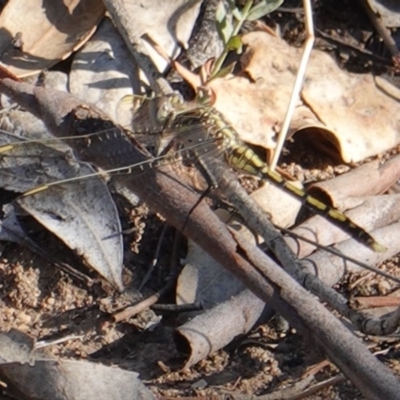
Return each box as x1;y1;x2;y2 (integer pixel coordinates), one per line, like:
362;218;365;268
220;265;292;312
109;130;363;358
0;1;400;394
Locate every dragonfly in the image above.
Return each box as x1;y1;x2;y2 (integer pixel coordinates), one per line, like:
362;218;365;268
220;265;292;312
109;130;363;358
0;95;386;254
134;96;386;253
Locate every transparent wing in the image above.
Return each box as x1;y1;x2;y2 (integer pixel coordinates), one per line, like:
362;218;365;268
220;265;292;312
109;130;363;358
0;110;227;290
0;128;126;290
0;120;226;197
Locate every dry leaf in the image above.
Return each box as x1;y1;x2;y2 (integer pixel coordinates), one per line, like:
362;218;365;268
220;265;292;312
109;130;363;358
367;0;400;27
304;221;400;287
176;290;265;369
251;180;302;228
0;104;124;291
0;329;154;399
176;209;245;308
122;0;201;72
1;358;155;400
0;329;50;364
70;18;137;126
207;31;400;163
0;0;105;77
308;155;400;209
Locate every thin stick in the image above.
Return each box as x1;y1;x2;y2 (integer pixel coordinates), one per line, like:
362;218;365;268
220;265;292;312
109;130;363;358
360;0;400;66
276;226;400;285
138;223;168;290
269;0;314;170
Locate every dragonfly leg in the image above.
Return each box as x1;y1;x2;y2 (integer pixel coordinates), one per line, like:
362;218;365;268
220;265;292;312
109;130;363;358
181;156;219;233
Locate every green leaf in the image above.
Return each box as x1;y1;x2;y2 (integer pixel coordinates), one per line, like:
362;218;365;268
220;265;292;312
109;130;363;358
216;2;234;43
211;63;236;79
216;18;234;44
246;0;284;21
215;1;226;23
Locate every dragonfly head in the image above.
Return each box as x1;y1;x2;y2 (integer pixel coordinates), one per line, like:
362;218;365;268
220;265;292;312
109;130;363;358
156;93;184;124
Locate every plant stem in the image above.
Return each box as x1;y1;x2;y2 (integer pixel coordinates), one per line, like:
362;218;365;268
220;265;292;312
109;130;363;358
210;0;254;78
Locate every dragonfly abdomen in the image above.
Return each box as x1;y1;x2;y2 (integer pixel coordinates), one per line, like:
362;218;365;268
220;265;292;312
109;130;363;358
226;144;386;252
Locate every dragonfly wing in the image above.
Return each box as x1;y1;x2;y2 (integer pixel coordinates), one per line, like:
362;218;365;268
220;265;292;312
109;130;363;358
0;139;78;193
0;133;124;290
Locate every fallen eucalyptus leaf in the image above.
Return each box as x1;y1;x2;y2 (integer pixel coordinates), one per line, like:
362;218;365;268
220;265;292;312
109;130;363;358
122;0;201;73
0;0;105;77
207;31;400;163
0;117;124;290
0;330;154;399
0;329;49;364
367;0;400;27
70;18;137;127
18;171;124;291
0;358;155;400
176;289;265;369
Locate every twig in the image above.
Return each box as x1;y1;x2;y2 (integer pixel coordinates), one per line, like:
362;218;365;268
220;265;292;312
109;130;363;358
287;375;346;400
113;290;164;322
317;29;392;66
138;223;168;290
269;0;314;170
116;229;183;321
35;334;85;349
151;302;203;312
360;0;400;68
277;226;400;285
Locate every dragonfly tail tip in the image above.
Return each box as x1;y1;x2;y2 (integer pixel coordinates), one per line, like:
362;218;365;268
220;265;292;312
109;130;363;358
371;241;387;253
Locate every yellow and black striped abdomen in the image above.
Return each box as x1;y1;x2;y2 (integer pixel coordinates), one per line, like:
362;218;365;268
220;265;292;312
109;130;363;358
226;145;386;253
